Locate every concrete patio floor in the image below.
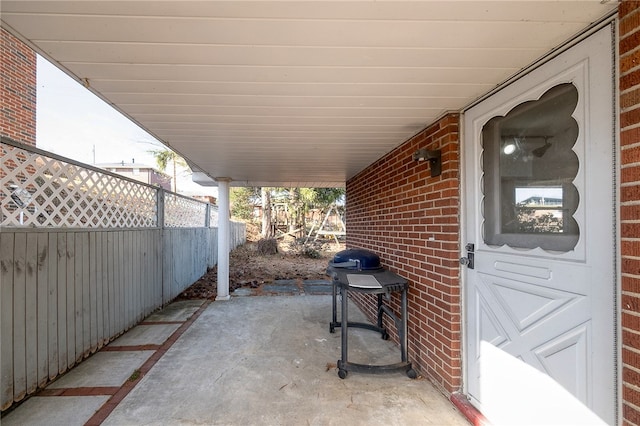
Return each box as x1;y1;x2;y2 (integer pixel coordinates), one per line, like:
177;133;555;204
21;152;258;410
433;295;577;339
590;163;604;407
3;294;469;425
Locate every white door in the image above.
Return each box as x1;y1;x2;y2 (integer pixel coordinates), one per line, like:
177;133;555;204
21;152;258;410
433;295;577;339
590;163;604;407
463;26;616;425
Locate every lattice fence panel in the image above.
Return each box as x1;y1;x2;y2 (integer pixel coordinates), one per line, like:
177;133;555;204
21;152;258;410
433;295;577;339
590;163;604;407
209;205;219;228
165;193;206;228
1;142;157;228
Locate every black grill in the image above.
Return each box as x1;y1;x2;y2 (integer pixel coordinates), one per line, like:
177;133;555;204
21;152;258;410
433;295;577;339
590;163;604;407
327;248;383;272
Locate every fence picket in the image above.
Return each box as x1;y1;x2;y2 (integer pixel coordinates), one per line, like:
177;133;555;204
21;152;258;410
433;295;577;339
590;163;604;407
80;232;90;358
90;232;97;351
36;233;49;386
74;233;83;363
107;232;115;341
25;233;38;394
56;233;67;375
95;232;104;349
66;233;75;368
12;232;27;401
1;233;15;410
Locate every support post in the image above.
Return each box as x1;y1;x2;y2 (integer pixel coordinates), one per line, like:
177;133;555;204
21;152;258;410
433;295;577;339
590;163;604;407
216;178;232;300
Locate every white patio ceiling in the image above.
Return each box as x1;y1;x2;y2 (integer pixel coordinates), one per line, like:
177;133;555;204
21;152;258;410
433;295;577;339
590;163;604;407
1;1;617;187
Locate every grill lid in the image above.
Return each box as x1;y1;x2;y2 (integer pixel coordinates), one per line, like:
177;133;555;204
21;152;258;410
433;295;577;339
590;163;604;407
328;248;382;271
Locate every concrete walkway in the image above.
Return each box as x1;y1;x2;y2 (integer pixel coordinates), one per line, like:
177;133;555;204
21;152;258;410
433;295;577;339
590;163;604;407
3;294;469;426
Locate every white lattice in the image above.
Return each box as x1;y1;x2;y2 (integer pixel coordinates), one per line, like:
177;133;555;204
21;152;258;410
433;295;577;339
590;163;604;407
209;206;219;228
1;142;157;228
165;193;207;228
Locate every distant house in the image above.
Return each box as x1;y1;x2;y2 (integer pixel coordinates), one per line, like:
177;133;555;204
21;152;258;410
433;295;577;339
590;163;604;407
97;161;172;191
518;196;563;207
192;195;217;205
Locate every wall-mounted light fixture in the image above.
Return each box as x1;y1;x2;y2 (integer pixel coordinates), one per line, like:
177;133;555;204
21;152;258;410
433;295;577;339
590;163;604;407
502;135;553;160
412;148;442;177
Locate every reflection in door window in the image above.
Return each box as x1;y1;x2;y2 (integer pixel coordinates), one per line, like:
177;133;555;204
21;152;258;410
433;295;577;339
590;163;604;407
482;83;580;251
514;186;564;233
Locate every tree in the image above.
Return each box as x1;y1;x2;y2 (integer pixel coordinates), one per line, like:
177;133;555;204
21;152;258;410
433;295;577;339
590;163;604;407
148;149;189;193
261;187;273;238
230;187;260;221
301;188;345;211
288;187;302;234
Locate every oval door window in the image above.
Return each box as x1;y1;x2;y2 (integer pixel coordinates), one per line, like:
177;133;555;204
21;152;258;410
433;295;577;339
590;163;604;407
481;83;580;251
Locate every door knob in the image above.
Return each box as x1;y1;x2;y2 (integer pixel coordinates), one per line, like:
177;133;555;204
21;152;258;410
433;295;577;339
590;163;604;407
460;244;474;269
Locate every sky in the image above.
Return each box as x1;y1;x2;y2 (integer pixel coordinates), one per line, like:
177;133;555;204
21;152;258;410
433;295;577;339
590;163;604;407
36;55;217;196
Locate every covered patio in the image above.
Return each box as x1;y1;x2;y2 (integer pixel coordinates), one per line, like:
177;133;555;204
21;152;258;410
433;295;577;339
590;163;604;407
3;2;637;425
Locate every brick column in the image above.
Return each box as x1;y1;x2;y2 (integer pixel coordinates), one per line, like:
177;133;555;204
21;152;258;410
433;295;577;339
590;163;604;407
0;27;36;146
620;2;640;425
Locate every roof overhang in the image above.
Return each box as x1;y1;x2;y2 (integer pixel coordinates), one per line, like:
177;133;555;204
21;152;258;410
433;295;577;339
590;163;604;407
1;1;618;187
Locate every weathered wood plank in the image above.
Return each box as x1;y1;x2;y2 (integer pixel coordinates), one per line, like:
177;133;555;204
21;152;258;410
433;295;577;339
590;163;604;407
66;232;75;368
129;231;135;322
148;231;154;313
100;232;107;345
36;233;49;386
74;233;83;363
95;232;104;348
89;232;97;352
140;231;146;318
162;230;171;304
131;231;137;324
124;230;131;329
13;232;27;402
56;233;67;374
136;231;141;316
149;231;156;312
80;232;90;358
170;230;179;300
153;230;159;307
47;232;58;380
112;231;119;335
115;231;123;335
106;231;115;340
133;231;145;323
1;232;15;410
25;232;38;394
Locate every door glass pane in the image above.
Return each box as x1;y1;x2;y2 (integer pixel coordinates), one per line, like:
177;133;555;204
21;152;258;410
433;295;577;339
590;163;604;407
482;83;580;251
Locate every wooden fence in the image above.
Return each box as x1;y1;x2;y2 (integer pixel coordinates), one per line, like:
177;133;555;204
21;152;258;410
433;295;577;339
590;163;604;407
0;138;245;410
0;222;244;410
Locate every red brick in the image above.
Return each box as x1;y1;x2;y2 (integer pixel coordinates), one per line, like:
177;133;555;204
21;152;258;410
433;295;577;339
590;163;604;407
621;106;640;128
622;240;640;258
622;86;640;110
623;257;640;275
622;145;640;165
624;276;640;294
621;2;640;35
620;29;640;58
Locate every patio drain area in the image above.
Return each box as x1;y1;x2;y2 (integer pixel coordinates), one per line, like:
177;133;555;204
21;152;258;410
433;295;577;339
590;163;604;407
3;295;468;426
233;278;333;297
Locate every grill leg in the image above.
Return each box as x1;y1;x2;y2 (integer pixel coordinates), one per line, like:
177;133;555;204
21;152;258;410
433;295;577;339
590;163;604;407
339;285;349;378
401;287;408;363
330;280;338;333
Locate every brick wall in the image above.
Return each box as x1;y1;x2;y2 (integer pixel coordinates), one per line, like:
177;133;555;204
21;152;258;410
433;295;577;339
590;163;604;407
345;113;461;393
620;2;640;425
0;27;36;146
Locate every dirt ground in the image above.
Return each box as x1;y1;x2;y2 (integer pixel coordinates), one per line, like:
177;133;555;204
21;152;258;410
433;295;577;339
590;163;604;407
177;222;344;299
